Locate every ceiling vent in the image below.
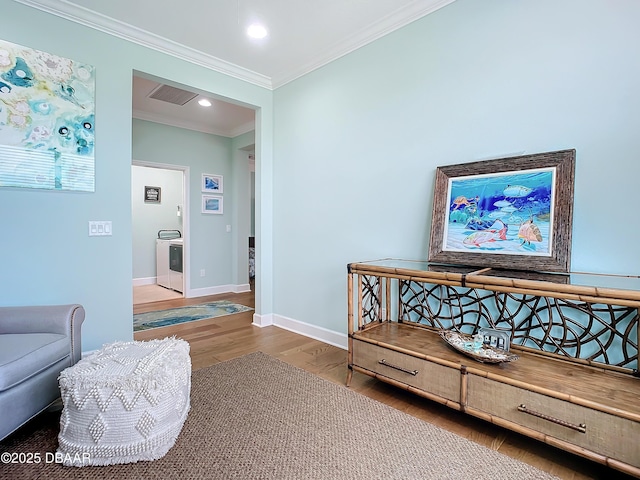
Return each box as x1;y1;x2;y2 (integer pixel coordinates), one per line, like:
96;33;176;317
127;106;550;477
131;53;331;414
148;84;198;106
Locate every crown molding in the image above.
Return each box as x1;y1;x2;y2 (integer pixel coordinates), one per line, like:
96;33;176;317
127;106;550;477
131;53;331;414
133;109;255;138
15;0;455;90
271;0;457;88
14;0;272;89
229;120;257;138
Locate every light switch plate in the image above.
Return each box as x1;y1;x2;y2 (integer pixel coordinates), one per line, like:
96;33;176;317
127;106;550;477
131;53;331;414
89;221;112;236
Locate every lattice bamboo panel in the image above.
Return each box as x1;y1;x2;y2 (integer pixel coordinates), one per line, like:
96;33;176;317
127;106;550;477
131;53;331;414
398;279;638;372
359;274;382;325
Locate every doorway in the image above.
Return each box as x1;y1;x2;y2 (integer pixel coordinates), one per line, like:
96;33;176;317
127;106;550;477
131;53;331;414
131;72;257;308
132;161;189;305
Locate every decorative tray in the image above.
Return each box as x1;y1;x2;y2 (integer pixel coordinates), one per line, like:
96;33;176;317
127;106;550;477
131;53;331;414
439;330;519;364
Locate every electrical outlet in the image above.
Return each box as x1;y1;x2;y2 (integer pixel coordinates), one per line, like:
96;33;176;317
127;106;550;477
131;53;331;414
226;225;231;232
200;269;205;277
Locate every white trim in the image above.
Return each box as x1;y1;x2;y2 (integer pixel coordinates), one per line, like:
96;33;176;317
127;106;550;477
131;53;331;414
132;160;190;298
252;313;273;328
229;121;258;139
271;0;457;88
16;0;456;90
186;284;249;298
133;109;255;138
132;277;156;287
131;282;249;298
232;283;252;294
15;0;271;89
273;314;348;350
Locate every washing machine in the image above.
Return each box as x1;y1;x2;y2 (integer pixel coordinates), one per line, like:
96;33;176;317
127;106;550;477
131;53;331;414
156;230;183;292
168;240;183;293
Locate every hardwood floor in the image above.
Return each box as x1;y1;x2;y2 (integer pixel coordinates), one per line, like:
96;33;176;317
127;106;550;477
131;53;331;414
133;286;633;480
133;284;183;305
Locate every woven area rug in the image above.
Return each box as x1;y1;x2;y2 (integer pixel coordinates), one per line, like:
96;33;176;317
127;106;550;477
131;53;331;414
133;300;252;331
0;352;560;480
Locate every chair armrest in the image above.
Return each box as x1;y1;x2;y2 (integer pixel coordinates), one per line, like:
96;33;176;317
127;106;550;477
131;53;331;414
0;304;85;363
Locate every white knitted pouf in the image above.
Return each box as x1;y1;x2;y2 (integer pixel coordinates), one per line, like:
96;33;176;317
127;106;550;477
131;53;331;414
57;337;191;466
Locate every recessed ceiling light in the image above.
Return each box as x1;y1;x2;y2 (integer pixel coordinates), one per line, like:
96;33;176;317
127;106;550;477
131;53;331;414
247;23;268;39
198;99;212;107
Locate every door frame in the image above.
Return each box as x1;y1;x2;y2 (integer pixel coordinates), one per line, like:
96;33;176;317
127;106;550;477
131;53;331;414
132;159;190;297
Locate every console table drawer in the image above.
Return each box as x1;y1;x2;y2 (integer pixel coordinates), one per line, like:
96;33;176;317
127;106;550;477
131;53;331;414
466;375;640;468
352;340;460;403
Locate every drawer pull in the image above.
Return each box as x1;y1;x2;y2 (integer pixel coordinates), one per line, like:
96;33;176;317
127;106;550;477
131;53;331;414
378;359;418;376
517;404;586;433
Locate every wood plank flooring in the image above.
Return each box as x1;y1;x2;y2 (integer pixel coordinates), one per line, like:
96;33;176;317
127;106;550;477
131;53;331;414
133;286;633;480
133;284;182;305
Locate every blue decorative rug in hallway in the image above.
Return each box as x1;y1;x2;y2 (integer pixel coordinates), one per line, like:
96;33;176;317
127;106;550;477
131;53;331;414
133;301;253;331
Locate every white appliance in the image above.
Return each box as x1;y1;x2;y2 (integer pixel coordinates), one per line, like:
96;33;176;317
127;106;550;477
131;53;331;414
168;240;183;293
156;230;183;293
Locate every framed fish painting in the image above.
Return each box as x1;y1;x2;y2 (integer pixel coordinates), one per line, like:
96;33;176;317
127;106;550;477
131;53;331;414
428;149;576;272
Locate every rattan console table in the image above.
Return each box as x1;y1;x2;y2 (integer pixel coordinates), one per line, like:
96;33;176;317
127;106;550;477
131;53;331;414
346;259;640;477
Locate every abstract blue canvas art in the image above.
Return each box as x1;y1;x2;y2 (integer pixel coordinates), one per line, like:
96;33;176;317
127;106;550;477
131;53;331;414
0;39;95;191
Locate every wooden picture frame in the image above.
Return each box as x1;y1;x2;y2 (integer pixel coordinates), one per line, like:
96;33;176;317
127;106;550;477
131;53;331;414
427;149;575;272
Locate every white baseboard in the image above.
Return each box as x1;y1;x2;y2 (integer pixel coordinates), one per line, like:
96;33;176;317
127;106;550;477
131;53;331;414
232;283;251;293
131;281;345;351
187;284;250;298
134;279;250;294
133;277;156;287
273;314;348;350
252;312;273;327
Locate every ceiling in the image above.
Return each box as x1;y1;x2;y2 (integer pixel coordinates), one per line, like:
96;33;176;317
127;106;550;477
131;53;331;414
132;75;257;138
16;0;456;135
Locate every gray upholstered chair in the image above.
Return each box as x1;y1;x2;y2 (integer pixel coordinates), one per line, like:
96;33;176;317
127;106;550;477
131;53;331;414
0;304;85;440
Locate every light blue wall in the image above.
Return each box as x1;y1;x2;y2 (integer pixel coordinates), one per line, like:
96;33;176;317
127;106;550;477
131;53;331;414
230;131;255;285
131;165;183;281
4;0;638;350
272;0;640;334
0;2;273;351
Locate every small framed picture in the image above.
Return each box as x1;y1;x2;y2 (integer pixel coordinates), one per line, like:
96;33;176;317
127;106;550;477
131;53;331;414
144;186;161;203
478;327;512;351
202;194;223;214
202;173;223;193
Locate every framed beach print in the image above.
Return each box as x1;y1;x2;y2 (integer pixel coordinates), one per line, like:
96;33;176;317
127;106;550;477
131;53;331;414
202;194;223;214
427;149;575;272
202;173;223;193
